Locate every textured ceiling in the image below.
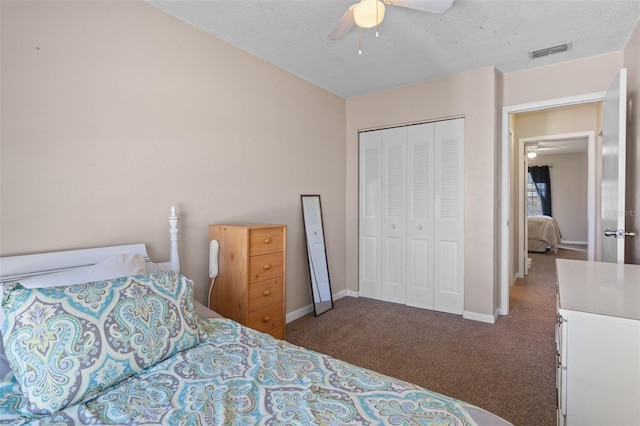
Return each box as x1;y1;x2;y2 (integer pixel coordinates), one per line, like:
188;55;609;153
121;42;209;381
147;0;640;98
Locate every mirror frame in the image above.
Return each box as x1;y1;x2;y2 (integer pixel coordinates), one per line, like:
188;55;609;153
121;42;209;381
301;194;334;316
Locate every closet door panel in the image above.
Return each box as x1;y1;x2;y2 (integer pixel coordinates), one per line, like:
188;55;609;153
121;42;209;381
406;123;435;309
359;131;382;300
381;127;407;304
434;119;464;314
435;240;459;291
382;236;405;303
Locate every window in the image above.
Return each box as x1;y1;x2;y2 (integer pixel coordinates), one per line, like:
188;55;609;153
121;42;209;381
527;172;543;216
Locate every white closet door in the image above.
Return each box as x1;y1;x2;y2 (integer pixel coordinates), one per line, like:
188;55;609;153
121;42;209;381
381;127;407;304
359;131;382;299
433;118;464;314
406;123;435;309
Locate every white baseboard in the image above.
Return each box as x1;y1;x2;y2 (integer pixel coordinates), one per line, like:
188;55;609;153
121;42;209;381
463;310;498;324
285;289;358;324
289;292;499;325
286;305;314;323
560;240;587;245
334;289;358;299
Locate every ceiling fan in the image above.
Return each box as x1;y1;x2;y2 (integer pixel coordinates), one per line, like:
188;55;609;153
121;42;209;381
328;0;455;40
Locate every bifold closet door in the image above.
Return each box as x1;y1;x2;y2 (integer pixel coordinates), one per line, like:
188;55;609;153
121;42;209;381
359;126;414;306
358;118;464;314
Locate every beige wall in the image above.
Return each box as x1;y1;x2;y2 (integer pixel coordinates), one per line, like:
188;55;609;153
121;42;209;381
514;104;600;141
529;152;589;243
346;67;500;320
0;0;347;314
624;22;640;264
503;52;624;106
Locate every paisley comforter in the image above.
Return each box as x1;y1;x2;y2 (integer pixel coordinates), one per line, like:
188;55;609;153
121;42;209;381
1;317;509;425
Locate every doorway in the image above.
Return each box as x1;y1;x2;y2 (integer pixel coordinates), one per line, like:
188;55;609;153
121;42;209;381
518;131;596;277
500;92;606;315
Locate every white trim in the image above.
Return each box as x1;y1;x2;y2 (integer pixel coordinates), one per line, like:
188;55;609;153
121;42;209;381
560;240;588;245
286;305;315;323
500;92;605;316
334;289;359;299
463;310;498;324
285;290;357;324
287;291;500;325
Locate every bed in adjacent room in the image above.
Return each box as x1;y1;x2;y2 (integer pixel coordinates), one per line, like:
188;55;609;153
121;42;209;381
527;215;562;253
0;208;511;425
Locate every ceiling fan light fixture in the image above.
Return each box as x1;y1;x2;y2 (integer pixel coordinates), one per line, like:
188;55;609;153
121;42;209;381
353;0;385;29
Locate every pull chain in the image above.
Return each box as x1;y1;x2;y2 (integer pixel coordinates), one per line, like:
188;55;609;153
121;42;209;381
376;0;380;37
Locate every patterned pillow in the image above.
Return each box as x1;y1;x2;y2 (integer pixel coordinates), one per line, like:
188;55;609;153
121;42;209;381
0;271;199;415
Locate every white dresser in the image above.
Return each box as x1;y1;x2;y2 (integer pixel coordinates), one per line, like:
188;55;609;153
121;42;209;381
556;259;640;426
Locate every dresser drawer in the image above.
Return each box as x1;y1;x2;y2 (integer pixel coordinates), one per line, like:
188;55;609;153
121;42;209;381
248;277;283;311
247;302;283;334
249;227;284;256
249;252;283;283
267;325;284;340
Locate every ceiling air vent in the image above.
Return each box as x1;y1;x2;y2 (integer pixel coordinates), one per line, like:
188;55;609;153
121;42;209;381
529;42;572;59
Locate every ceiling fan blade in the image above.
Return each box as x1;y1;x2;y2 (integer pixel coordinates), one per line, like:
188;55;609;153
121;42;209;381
384;0;454;13
327;4;357;40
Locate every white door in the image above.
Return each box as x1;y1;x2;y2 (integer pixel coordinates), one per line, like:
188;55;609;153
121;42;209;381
433;119;464;314
359;131;382;299
601;69;627;263
381;127;407;304
406;123;435;309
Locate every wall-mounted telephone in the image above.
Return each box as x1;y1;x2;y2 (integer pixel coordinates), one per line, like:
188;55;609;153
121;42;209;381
209;240;219;279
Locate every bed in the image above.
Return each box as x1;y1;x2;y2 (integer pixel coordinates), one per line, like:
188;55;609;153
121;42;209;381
527;215;562;253
0;208;511;425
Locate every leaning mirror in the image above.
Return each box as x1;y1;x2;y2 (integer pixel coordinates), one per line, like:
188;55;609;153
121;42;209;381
301;194;334;316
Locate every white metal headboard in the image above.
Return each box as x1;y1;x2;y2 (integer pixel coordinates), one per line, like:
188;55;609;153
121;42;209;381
0;207;180;283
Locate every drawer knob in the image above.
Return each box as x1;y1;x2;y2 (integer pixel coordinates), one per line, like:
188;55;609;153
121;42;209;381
264;238;271;244
263;264;271;271
263;290;271;297
263;316;270;323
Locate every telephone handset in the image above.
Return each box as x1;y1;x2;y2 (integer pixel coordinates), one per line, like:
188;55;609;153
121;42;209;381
209;240;219;279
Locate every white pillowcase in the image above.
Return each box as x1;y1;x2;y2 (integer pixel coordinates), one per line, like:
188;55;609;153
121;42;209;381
0;253;148;371
17;253;147;289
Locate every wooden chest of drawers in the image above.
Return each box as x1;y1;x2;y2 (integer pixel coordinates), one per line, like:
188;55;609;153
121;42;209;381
209;224;286;339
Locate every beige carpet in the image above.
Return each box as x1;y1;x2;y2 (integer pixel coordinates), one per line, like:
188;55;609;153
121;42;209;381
286;248;587;426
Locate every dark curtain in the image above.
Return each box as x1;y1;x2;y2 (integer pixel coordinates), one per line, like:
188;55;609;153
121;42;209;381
528;165;552;216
